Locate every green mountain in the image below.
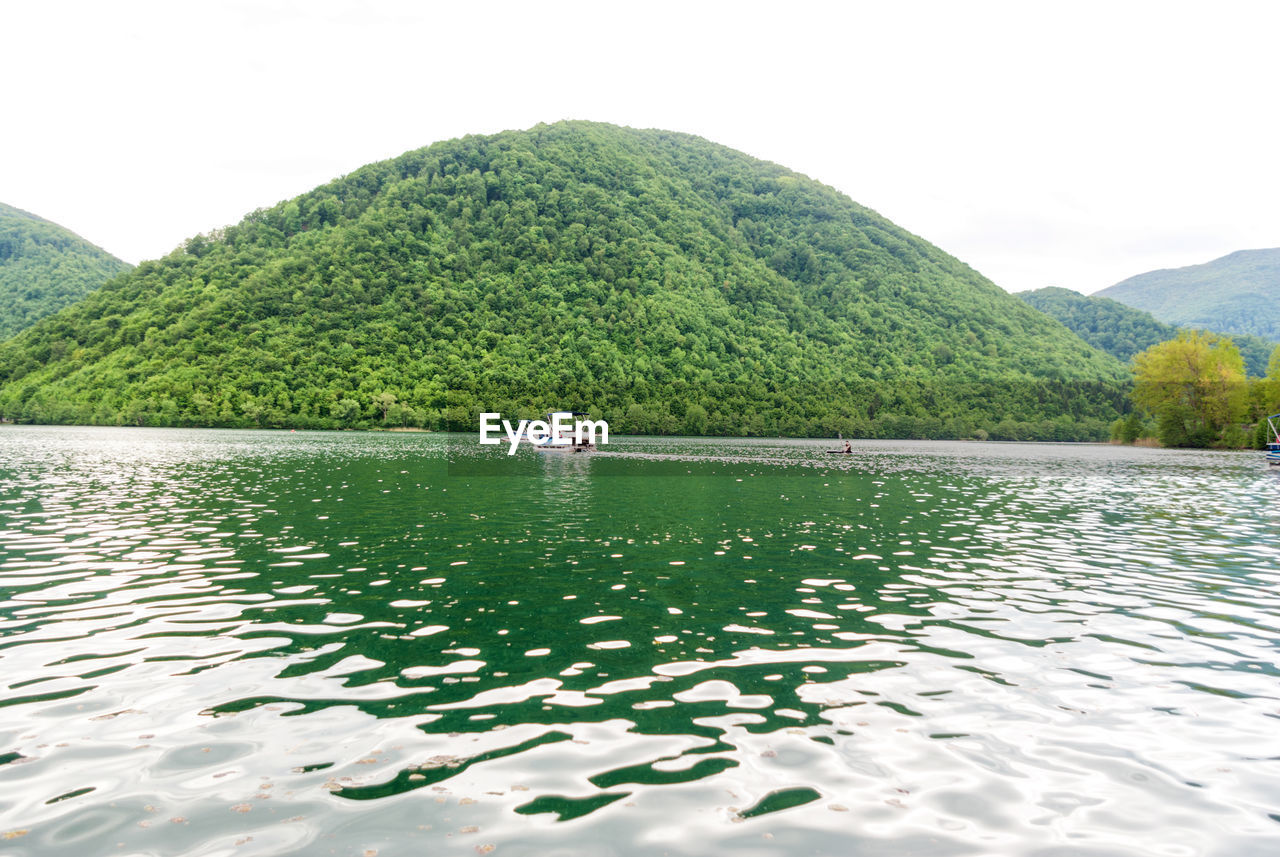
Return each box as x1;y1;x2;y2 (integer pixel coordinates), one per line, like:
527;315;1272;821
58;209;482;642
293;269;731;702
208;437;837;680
0;121;1129;440
1017;286;1276;377
1097;249;1280;341
0;202;131;340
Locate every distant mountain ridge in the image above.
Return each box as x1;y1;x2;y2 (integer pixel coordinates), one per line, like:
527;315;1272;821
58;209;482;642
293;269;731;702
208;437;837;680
0;202;131;339
1017;286;1276;377
1097;248;1280;341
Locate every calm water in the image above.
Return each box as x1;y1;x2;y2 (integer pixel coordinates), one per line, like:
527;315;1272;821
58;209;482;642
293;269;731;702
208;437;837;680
2;427;1279;856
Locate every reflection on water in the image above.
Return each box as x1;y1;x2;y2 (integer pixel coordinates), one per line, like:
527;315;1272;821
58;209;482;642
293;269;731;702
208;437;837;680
2;426;1280;855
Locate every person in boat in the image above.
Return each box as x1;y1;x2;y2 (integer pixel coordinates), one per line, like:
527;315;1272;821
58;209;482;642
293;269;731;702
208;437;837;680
843;440;852;453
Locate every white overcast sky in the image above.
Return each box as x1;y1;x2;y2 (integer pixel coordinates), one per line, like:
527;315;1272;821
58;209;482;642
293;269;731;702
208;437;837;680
4;0;1277;294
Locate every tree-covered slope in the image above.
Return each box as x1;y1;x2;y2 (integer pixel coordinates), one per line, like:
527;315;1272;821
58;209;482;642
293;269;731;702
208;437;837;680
1097;249;1280;341
0;121;1128;439
0;202;132;340
1017;286;1276;377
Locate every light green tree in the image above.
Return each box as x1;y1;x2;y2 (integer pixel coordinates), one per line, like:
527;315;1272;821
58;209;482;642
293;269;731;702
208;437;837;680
375;391;397;424
1131;331;1247;447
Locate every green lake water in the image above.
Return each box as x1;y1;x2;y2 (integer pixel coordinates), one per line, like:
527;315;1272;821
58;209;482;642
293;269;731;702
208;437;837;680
2;426;1279;855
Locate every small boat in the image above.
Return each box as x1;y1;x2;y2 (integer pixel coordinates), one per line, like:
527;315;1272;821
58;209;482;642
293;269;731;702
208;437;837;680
1267;413;1280;466
533;411;596;453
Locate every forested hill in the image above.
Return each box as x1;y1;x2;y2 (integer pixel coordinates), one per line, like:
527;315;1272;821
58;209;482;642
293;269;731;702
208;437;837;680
0;202;131;340
1097;249;1280;341
1017;286;1276;377
0;121;1128;440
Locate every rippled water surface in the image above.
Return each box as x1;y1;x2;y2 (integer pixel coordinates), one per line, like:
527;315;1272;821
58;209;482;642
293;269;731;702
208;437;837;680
2;427;1280;855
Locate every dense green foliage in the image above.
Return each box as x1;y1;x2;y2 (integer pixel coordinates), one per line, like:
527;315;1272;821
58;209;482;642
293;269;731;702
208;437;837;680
1018;287;1179;364
1018;286;1276;377
1229;333;1277;380
0;122;1130;439
1112;334;1280;451
1129;331;1249;448
1255;348;1280;449
0;202;131;340
1099;249;1280;341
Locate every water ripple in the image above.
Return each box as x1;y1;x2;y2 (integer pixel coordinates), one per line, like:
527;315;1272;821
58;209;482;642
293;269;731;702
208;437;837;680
1;427;1279;855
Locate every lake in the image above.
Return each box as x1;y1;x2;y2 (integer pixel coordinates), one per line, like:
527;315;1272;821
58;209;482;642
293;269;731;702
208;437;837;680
2;427;1279;855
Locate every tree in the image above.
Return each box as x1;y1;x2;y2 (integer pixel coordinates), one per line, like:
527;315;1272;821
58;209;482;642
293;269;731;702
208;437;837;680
331;398;360;424
1262;345;1280;413
1131;331;1247;447
375;391;397;423
682;403;708;435
1110;410;1142;444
